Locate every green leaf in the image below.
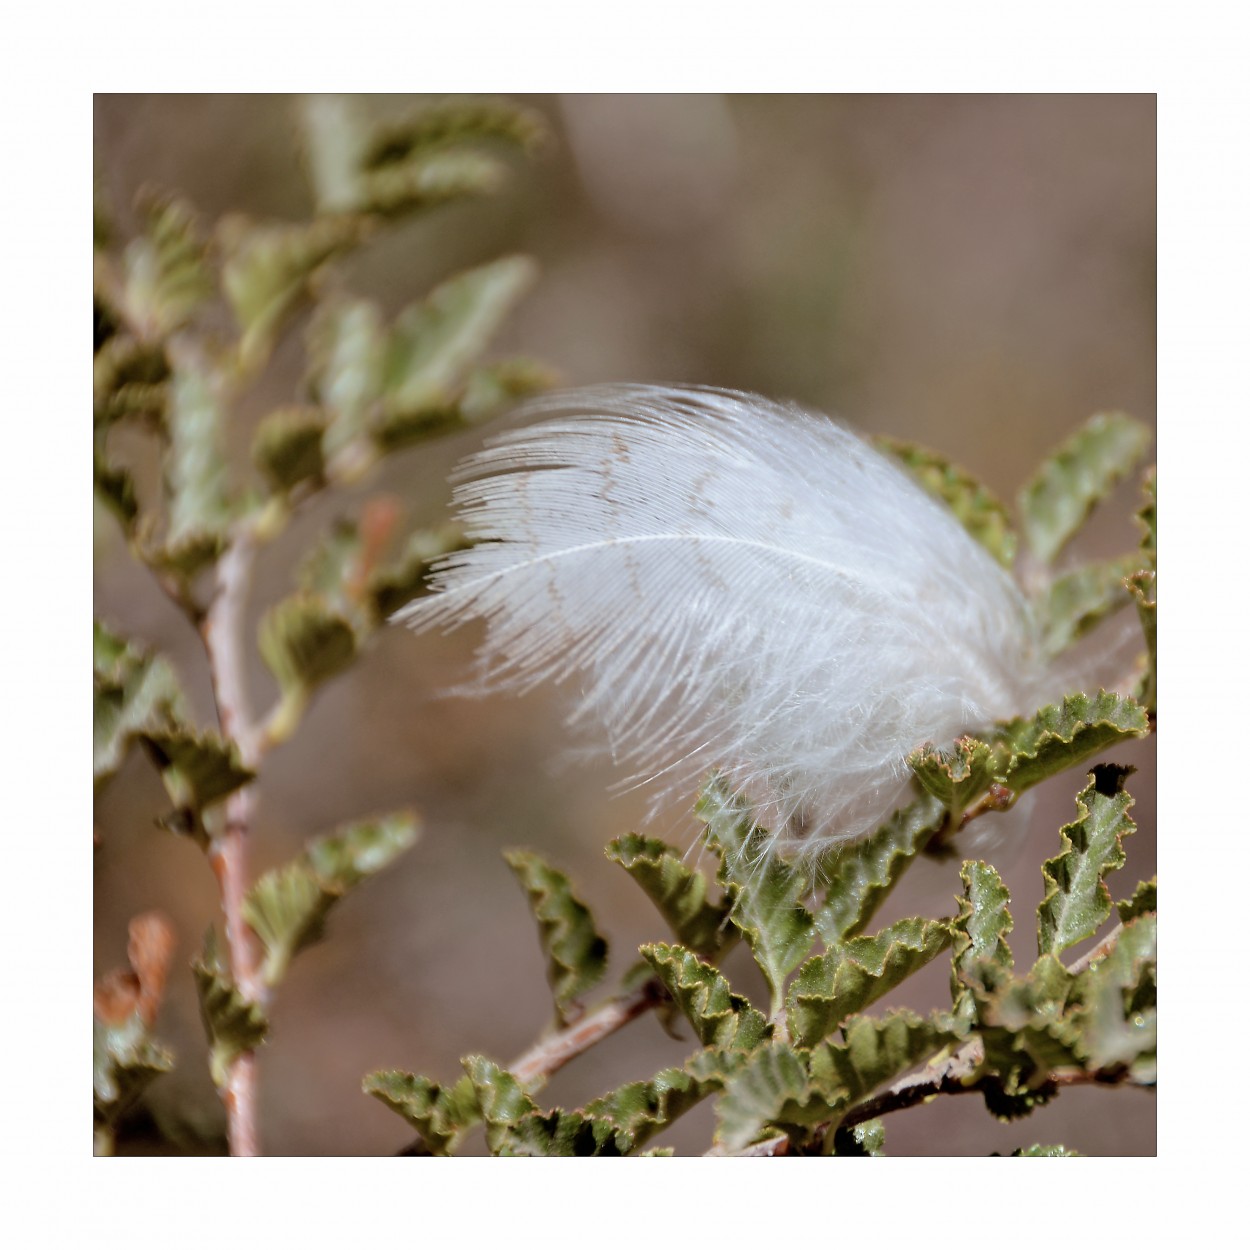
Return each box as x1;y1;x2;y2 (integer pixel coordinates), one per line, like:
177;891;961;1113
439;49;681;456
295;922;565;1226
813;793;946;944
1128;569;1157;713
192;934;268;1088
1116;877;1156;924
786;918;952;1048
830;1119;886;1156
583;1067;715;1153
245;811;419;985
461;1056;541;1154
698;780;816;1011
457;357;558;422
1018;412;1153;564
1136;467;1156;570
951;860;1014;1021
306;296;386;464
258;592;359;738
996;690;1150;795
1040;555;1140;659
1008;1144;1084;1157
640;943;771;1051
607;834;728;955
1038;766;1135;958
367;524;468;618
878;437;1017;567
93;1015;174;1129
1072;914;1156;1074
252;407;327;494
378;257;539;422
362;1070;477;1155
94;450;139;529
807;1010;958;1125
715;1042;823;1152
908;738;1005;825
120;193;213;339
142;727;255;816
220;214;365;372
503;850;609;1024
299;94;370;215
363;97;547;168
494;1110;630;1157
93;622;186;786
158;362;233;574
93;335;170;428
358;149;510;219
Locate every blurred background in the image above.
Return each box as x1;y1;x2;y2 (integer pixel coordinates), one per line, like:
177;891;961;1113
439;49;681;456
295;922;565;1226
94;94;1156;1155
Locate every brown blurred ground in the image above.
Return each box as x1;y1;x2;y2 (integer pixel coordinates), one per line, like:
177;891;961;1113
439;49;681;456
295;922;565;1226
93;94;1156;1156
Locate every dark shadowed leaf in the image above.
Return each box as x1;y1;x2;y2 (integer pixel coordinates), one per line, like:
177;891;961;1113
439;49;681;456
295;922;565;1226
192;933;268;1087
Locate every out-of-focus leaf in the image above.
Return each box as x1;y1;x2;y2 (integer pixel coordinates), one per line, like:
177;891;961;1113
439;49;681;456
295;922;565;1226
1072;914;1156;1075
367;523;468;618
786;919;952;1049
93;1016;174;1132
641;943;771;1051
258;592;359;739
813;794;946;944
1137;469;1156;567
252;407;327;494
155;363;233;576
300;94;369;215
715;1042;824;1152
121;193;213;339
1128;569;1157;713
503;850;609;1024
362;1071;477;1155
951;860;1014;1021
143;727;255;818
1040;555;1140;658
1116;877;1156;924
807;1011;958;1126
358;149;509;219
306;296;386;464
996;691;1150;795
583;1067;715;1153
607;834;728;956
192;933;268;1088
94;450;139;530
245;812;419;985
698;780;816;1010
878;437;1017;567
363;97;548;168
220;213;366;372
457;357;558;422
1018;412;1153;564
1038;766;1135;959
93;335;170;427
908;738;1004;826
93;621;186;786
831;1118;886;1156
378;257;538;422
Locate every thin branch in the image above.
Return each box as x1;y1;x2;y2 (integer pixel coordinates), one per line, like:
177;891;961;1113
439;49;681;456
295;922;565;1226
509;980;665;1089
200;530;266;1157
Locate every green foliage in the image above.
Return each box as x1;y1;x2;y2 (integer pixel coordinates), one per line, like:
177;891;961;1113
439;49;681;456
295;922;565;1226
94;1016;174;1139
812;794;946;944
1037;767;1135;958
909;737;1003;826
1116;877;1157;924
504;850;610;1024
192;934;269;1088
641;943;771;1050
244;812;419;986
1007;1143;1084;1157
786;919;952;1049
607;833;729;955
1018;412;1153;563
1040;555;1140;659
878;437;1017;566
363;1070;478;1155
951;861;1014;1020
698;781;817;1011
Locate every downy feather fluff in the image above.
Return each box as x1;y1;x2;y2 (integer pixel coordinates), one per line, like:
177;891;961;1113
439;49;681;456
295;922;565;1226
397;385;1050;855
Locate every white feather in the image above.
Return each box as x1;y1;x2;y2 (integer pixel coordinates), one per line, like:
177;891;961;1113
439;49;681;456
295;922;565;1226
396;385;1050;854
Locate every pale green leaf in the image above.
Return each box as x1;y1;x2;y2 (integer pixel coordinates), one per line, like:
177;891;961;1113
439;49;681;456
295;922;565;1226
1018;412;1153;563
715;1042;822;1152
120;193;213;339
951;860;1014;1020
640;943;770;1051
908;737;1005;825
1040;555;1140;658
